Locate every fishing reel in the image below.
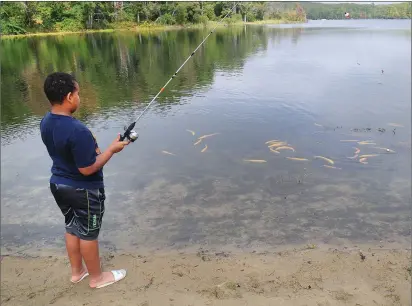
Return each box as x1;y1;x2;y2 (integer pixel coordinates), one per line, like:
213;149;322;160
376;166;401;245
119;122;138;142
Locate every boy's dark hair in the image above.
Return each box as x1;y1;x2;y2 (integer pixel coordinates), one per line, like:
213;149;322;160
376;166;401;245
44;72;77;105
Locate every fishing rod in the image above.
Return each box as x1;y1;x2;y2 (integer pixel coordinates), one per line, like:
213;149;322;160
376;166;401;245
120;2;238;142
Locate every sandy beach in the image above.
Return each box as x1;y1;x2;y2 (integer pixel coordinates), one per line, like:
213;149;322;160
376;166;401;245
1;244;410;306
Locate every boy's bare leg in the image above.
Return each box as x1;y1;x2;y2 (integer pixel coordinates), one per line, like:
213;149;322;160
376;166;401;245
80;239;116;288
65;233;87;282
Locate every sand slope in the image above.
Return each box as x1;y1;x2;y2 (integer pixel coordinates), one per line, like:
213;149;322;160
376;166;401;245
1;246;411;306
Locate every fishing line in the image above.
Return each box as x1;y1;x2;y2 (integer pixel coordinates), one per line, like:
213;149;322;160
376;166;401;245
120;2;238;142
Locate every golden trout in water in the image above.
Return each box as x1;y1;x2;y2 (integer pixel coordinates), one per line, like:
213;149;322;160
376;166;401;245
186;129;195;136
359;158;368;164
358;141;376;145
201;144;208;153
374;147;396;153
323;165;341;170
353;147;361;154
276;146;295;152
286;157;308;161
268;142;287;148
161;151;175;156
359;154;378;158
269;148;280;154
387;123;403;127
265;139;280;144
314;156;334;165
243;159;267;163
198;133;219;140
194;139;202;146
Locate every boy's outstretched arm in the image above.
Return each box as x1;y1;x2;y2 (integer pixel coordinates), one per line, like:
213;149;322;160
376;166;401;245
71;130;130;176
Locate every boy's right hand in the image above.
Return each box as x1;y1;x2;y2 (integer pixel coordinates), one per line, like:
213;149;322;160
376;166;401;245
108;134;130;153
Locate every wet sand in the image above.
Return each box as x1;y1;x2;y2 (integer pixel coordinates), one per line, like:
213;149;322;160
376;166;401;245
1;244;411;306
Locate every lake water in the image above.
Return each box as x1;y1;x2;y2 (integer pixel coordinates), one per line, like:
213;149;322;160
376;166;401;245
1;19;411;255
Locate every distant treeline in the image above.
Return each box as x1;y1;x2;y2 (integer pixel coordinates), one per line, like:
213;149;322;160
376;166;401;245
302;2;411;20
1;2;410;36
0;2;306;35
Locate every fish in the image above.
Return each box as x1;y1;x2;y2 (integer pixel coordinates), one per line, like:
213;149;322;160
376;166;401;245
340;140;360;142
359;139;374;142
323;165;341;170
198;133;220;140
161;151;175;156
353;147;360;154
265;139;280;144
314;156;334;165
186;129;195;136
359;158;368;164
387;123;403;127
286;157;308;161
243;159;267;163
374;147;396;153
275;146;295;152
194;139;202;146
347;154;358;159
268;142;288;148
358;141;376;145
314;123;323;127
201;144;208;153
269;148;280;154
359;154;378;158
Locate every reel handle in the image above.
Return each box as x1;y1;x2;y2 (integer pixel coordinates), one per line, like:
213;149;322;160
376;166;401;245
120;122;138;142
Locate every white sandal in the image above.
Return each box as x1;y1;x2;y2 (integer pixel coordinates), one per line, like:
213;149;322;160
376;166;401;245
71;270;89;284
95;269;127;289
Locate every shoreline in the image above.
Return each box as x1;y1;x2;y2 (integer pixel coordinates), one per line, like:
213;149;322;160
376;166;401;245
0;19;304;39
1;242;410;305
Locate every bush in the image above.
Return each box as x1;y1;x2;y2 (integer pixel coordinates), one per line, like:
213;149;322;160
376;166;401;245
197;14;209;25
225;13;242;24
140;20;155;28
158;13;176;25
246;12;256;22
111;21;136;29
0;21;27;35
175;4;188;25
54;19;83;32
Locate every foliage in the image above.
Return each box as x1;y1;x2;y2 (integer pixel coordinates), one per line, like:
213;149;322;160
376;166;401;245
301;2;411;20
1;2;410;35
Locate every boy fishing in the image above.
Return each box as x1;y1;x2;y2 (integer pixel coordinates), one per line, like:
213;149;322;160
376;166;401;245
40;72;130;288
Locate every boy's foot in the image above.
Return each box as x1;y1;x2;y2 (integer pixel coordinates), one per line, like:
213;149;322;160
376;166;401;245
71;268;89;283
89;269;127;289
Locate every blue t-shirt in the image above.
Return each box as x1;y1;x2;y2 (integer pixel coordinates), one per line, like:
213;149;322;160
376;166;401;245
40;112;104;190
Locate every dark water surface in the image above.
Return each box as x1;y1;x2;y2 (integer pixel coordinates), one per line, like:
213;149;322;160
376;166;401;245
1;20;411;254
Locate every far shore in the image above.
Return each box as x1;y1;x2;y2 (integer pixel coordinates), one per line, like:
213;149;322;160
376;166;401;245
1;19;306;39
